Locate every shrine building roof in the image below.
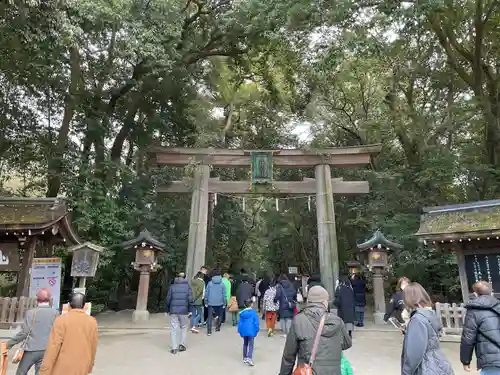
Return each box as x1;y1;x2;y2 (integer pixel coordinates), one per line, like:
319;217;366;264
415;200;500;242
0;197;81;244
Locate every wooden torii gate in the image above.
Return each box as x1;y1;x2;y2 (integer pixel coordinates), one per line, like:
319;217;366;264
151;145;381;297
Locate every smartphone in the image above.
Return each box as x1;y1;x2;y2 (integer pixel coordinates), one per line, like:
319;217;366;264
389;317;405;332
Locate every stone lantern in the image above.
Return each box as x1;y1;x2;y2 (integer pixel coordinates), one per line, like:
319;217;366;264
68;242;104;294
357;230;403;325
120;230;165;322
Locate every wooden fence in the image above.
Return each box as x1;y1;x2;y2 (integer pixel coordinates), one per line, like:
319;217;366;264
434;302;466;336
0;297;38;329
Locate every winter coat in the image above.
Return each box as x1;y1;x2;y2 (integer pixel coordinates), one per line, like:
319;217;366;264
222;277;231;304
238;308;260;337
460;294;500;370
237;282;254;309
190;277;205;306
334;285;355;324
401;308;454;375
384;290;405;322
278;303;352;375
263;286;280;312
39;309;98;375
205;275;227;307
350;278;366;307
275;279;296;319
165;277;193;315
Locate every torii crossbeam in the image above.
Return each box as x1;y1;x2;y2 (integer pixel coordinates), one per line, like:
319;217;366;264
151;145;381;297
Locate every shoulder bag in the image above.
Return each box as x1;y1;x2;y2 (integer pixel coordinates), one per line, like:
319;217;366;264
12;311;37;364
281;285;295;309
292;314;326;375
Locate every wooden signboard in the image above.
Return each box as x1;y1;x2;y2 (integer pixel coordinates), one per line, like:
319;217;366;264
465;253;500;292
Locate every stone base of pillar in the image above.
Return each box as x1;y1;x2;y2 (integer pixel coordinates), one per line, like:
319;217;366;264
132;309;150;322
373;311;386;325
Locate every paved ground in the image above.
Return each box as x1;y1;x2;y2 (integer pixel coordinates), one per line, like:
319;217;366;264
7;315;470;375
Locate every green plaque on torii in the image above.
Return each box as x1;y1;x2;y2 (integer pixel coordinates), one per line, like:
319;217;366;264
251;151;273;185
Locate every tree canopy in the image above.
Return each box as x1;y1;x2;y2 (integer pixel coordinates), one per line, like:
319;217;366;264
2;0;498;309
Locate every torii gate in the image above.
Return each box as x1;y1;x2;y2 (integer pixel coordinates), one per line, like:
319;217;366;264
151;145;381;297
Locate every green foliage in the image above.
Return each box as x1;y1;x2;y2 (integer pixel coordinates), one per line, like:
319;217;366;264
3;0;500;308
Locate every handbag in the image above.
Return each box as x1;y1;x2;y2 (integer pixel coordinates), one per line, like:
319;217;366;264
292;314;326;375
12;311;37;364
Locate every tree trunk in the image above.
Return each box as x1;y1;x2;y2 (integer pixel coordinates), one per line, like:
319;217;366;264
46;45;80;197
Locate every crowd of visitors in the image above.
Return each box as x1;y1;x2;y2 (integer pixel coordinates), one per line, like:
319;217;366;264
10;264;500;375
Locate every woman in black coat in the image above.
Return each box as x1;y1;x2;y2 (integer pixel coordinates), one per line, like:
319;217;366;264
334;275;355;337
275;275;296;335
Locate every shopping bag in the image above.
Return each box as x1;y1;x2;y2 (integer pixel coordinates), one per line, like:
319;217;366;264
341;352;354;375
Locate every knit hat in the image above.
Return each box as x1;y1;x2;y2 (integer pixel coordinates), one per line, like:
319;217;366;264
307;286;329;303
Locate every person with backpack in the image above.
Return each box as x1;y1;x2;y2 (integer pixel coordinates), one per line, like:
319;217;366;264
401;283;454;375
236;275;254;310
275;274;296;336
263;279;280;337
189;272;205;333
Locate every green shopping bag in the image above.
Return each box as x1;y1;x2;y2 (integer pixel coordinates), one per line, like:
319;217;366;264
341;352;354;375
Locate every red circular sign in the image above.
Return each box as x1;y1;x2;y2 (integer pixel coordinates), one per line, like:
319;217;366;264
48;279;56;286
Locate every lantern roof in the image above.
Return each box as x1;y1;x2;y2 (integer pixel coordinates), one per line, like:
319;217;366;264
357;230;403;251
68;241;105;253
120;229;165;252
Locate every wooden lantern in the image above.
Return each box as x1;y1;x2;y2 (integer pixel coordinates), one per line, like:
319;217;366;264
133;243;159;271
368;248;388;269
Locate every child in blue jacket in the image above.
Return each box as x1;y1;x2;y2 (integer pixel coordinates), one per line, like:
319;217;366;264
238;299;259;366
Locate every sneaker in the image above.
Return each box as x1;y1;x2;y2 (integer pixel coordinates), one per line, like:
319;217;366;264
247;359;255;366
207;332;212;336
170;349;178;355
179;345;187;352
267;328;272;337
215;328;221;332
191;327;200;333
243;358;249;364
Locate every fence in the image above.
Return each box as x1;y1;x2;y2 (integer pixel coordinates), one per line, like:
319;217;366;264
0;297;38;329
434;302;466;336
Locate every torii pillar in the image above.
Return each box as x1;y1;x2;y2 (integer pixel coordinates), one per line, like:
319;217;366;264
186;164;210;279
315;164;338;298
